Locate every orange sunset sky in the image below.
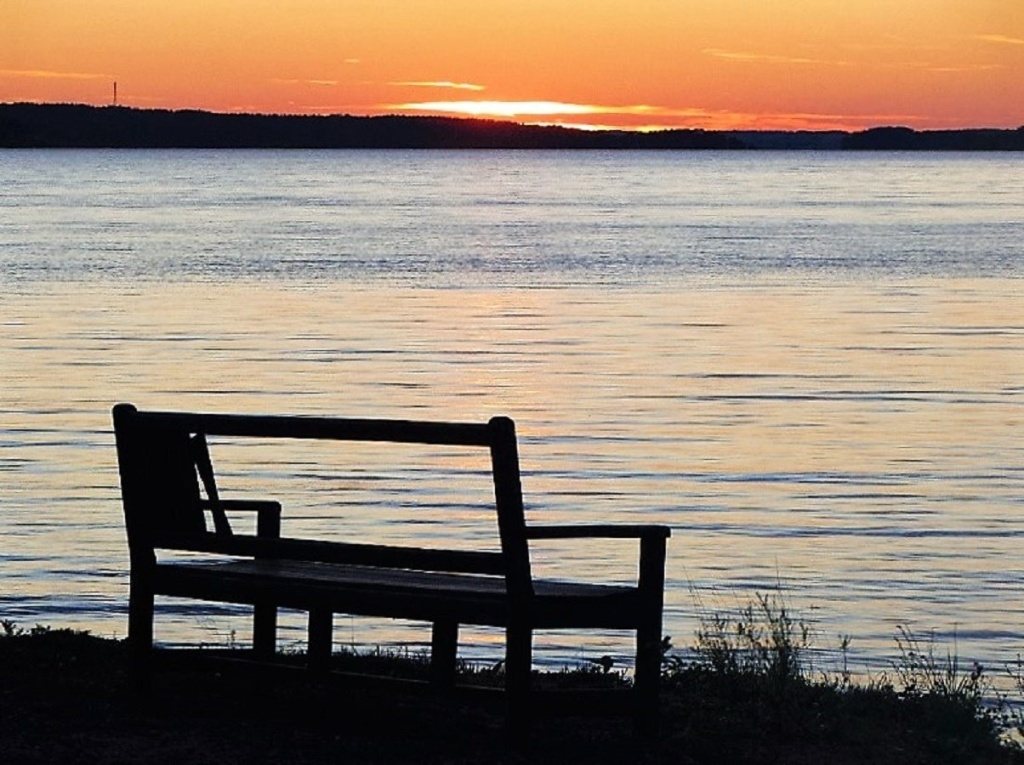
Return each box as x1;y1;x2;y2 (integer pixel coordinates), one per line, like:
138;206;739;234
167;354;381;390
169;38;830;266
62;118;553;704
2;0;1022;132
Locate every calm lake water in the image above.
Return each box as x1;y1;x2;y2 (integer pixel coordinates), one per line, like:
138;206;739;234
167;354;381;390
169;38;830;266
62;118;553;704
1;149;1022;678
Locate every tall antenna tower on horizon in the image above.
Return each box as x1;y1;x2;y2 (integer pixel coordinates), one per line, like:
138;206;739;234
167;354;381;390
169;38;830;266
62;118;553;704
113;81;117;107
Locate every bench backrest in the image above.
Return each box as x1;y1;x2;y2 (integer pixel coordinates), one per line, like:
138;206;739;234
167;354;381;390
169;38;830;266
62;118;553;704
112;403;531;593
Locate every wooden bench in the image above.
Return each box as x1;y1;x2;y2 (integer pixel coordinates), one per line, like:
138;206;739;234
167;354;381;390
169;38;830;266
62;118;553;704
112;403;670;731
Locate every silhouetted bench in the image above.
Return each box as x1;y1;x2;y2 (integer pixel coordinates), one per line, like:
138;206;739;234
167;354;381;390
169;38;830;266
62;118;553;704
112;403;670;731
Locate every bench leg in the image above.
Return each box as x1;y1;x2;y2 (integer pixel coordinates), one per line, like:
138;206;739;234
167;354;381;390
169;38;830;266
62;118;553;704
307;609;333;672
430;618;459;689
505;621;533;732
634;620;662;736
253;602;278;660
127;578;154;693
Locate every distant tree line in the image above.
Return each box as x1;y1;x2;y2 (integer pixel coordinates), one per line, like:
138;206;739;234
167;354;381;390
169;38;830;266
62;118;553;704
840;126;1024;151
1;103;1022;150
0;103;737;149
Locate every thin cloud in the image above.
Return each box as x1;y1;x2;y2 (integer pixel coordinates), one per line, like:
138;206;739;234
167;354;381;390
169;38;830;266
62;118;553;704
842;40;943;53
975;34;1024;46
391;102;718;118
392;100;604;117
612;107;924;132
299;103;378;114
392;101;855;122
391;81;486;92
0;68;109;80
707;48;1006;74
702;49;846;66
878;59;1006;73
271;78;339;86
925;64;1005;73
387;100;922;132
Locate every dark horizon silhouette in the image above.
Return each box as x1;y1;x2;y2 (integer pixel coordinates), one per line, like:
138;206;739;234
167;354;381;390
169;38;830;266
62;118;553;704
1;102;1022;150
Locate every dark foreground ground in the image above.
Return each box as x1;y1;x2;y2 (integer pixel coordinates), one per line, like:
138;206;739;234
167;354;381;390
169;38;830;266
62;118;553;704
2;628;1022;765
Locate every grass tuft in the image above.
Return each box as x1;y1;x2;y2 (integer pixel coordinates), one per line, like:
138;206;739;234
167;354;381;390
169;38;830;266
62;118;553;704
892;624;987;702
690;589;811;687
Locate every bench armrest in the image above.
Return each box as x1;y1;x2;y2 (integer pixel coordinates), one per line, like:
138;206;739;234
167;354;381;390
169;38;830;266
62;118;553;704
525;524;670;540
201;499;281;515
526;524;669;595
198;499;281;538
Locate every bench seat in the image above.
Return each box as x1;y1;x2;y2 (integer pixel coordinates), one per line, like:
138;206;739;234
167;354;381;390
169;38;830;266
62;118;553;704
154;556;644;629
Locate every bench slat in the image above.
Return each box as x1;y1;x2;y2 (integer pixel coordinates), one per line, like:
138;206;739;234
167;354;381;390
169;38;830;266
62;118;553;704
158;533;507;576
127;409;495;446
